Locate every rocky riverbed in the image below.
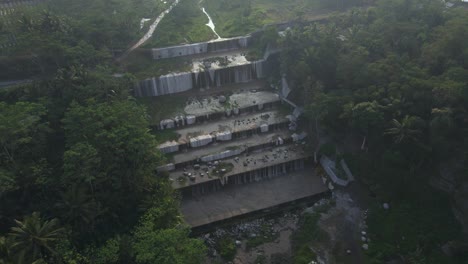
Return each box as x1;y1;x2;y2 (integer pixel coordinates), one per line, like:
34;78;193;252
200;187;370;264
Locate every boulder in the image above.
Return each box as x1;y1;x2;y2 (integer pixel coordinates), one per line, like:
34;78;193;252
218;95;227;103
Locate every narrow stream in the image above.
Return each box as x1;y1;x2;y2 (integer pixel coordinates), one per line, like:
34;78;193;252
201;7;221;39
118;0;180;60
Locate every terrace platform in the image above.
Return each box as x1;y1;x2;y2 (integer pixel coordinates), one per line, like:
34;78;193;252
183;90;279;117
171;130;291;165
170;144;309;189
180;167;328;227
174;110;287;143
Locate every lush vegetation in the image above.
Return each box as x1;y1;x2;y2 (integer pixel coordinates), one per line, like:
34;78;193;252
216;236;237;261
0;0;172;79
1;0;468;263
204;0;372;37
145;0;216;48
0;1;207;262
280;0;468;263
118;49;192;79
291;212;327;264
0;66;206;263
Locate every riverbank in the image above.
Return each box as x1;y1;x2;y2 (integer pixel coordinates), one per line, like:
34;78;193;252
198;183;374;264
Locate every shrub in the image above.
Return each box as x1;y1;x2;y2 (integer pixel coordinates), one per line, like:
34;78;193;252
216;236;236;261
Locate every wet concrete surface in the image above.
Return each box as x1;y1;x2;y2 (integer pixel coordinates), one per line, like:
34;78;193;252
174;110;287;142
171;144;309;189
180;167;327;227
172;130;290;164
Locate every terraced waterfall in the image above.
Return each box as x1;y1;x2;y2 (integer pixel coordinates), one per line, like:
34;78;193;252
136;36;277;97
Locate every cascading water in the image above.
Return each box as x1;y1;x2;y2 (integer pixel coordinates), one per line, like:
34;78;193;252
136;45;278;97
201;7;221;39
135;61;266;97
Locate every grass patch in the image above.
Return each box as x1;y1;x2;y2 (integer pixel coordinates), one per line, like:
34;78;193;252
176;175;187;186
144;0;216;48
138;94;187;126
246;223;279;250
202;0;335;38
331;161;348;180
213;162;234;177
119;49;191;79
293;245;317;264
254;254;267;264
226;145;242;151
152;129;180;143
292;213;328;246
216;236;237;261
291;212;328;264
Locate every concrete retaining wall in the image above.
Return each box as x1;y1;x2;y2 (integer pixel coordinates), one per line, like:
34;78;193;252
152;36;251;60
183;158;306;197
190;135;213;148
158;141;180;154
200;148;244;163
320;155;349;186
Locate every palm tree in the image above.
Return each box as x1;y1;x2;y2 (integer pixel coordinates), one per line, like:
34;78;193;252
0;236;11;264
55;185;102;234
8;212;65;264
384;115;422;144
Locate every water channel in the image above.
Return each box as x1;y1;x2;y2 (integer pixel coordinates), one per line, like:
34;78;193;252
201;7;221;39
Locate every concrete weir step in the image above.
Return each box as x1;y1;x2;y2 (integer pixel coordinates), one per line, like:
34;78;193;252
180;90;280;122
158;109;290;154
158;130;291;169
180;167;329;228
169;143;310;191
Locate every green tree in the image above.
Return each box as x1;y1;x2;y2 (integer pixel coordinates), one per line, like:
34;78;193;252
133;227;206;264
55;184;103;239
62;100;165;234
429;108;456;158
348;101;384;150
0;102;51;215
0;236;11;264
384;115;423;144
8;212;65;264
